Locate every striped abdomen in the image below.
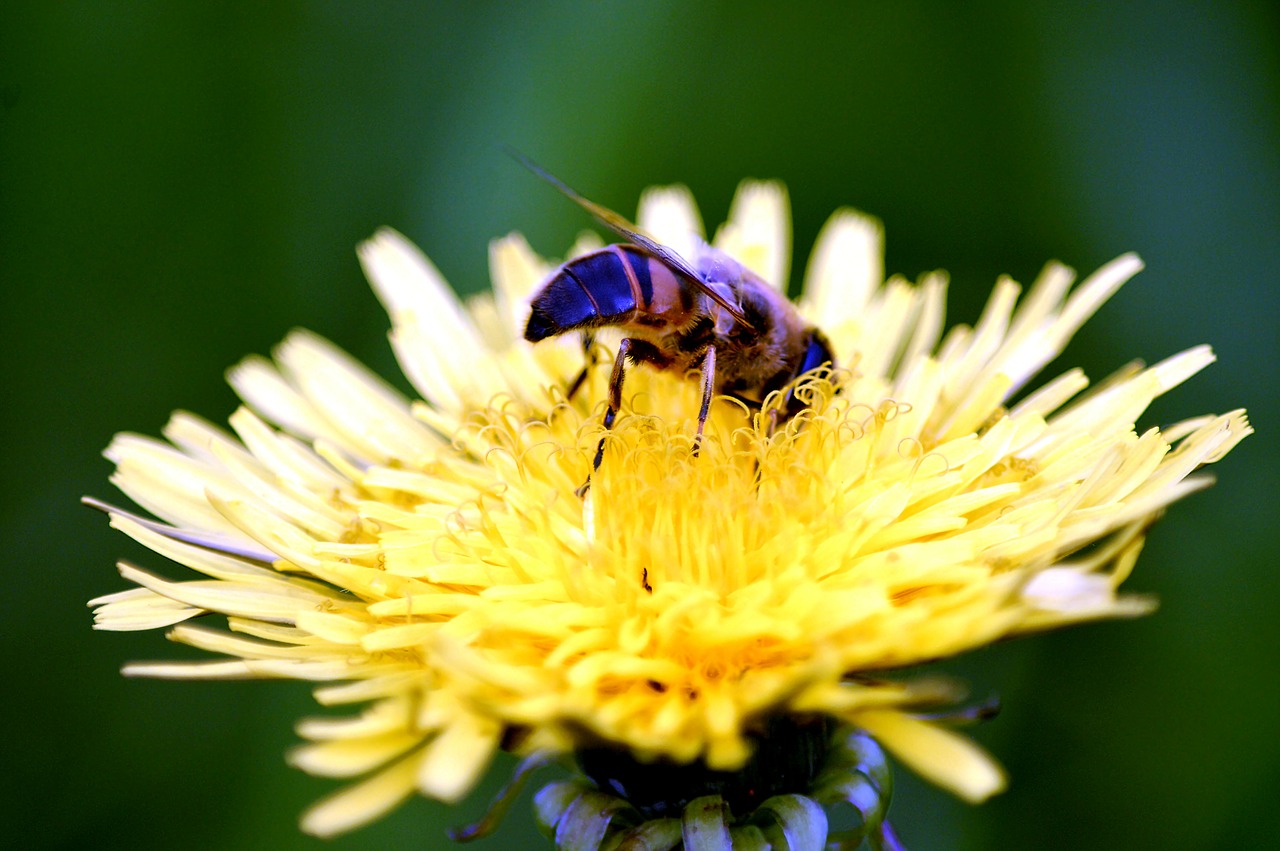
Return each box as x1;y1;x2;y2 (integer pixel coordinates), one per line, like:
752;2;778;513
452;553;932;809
524;245;691;343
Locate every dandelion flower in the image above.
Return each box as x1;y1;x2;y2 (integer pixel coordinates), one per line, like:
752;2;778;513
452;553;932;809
89;177;1250;846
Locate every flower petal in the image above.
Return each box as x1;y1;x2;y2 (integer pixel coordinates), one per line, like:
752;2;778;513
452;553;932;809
638;183;704;266
853;710;1006;803
299;753;421;838
799;207;884;327
359;228;508;412
713;180;790;290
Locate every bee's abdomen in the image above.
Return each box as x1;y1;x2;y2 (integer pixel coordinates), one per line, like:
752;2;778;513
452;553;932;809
525;245;654;342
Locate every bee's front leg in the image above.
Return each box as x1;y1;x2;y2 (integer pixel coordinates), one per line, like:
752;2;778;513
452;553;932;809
693;344;716;457
577;337;634;498
596;337;632;460
576;339;674;497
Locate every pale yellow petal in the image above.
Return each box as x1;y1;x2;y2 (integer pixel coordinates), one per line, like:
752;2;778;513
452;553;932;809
638;183;704;265
226;354;328;442
114;562;330;624
227;407;352;493
297;699;415;741
488;231;551;336
416;714;501;802
106;515;281;584
299;753;421;838
799;207;883;326
273;329;443;463
105;433;246;534
359;228;509;411
713;180;790;290
289;732;423;778
1000;253;1144;393
853;710;1006;802
88;587;201;631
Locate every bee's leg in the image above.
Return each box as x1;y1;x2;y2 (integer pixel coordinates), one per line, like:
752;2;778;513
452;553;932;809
564;332;596;402
692;344;717;457
576;337;633;498
597;337;633;463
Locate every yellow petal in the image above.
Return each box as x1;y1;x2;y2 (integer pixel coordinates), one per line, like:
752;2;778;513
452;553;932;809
416;714;501;802
713;179;790;290
853;710;1006;802
299;753;420;838
799;208;883;327
638;183;704;265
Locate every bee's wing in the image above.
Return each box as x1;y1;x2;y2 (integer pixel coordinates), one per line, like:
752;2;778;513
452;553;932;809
510;150;752;328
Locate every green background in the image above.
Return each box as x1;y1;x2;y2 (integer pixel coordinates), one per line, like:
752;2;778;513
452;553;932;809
3;3;1277;849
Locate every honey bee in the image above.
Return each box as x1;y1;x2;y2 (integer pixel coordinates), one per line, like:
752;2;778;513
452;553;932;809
515;155;834;486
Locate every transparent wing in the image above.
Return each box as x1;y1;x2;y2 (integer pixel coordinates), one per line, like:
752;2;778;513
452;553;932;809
509;149;752;327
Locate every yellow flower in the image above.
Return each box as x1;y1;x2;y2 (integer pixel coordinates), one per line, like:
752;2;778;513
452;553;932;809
89;179;1250;838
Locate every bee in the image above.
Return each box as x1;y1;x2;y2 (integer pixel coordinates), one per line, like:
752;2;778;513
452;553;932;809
515;155;834;488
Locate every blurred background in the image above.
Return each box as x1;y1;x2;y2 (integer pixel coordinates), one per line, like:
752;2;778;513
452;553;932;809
3;2;1277;849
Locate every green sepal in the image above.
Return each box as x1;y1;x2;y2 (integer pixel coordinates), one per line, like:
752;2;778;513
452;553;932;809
555;790;633;851
811;730;892;838
750;793;827;851
681;795;732;851
534;781;589;838
726;823;770;851
602;817;682;851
